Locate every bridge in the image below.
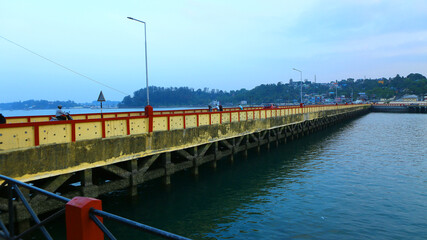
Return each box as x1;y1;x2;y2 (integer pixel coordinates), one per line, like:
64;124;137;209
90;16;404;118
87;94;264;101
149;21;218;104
0;104;370;228
371;103;427;113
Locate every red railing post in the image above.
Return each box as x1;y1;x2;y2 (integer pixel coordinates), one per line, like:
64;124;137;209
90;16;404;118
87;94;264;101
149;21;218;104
145;105;154;133
126;118;130;135
34;125;40;146
101;120;106;138
197;114;199;127
71;122;76;142
167;116;171;131
66;197;103;240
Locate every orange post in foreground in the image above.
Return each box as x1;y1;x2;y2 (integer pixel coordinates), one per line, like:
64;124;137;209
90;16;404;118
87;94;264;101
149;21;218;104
66;197;104;240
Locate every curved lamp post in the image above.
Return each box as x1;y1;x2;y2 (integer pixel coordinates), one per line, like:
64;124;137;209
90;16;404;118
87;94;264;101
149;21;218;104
127;17;150;106
292;68;303;104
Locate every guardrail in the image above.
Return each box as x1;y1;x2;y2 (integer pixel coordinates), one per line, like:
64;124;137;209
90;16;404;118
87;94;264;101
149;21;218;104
373;102;427;106
3;107;269;124
0;174;191;240
0;104;367;151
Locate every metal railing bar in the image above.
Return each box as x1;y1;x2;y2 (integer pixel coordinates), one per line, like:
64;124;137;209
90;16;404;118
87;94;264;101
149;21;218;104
0;176;70;203
91;209;191;240
8;184;14;239
89;212;117;240
13;184;52;240
14;208;65;240
0;219;9;238
0;231;8;240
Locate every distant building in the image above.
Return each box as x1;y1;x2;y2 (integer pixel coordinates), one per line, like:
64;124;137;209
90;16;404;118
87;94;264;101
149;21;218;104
358;92;368;101
400;94;418;102
240;100;248;105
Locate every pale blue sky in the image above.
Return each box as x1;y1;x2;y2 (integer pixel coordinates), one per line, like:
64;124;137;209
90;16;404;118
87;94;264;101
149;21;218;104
1;0;426;103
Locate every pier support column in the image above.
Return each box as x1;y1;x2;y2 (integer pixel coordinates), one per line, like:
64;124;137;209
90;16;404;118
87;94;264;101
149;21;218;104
212;142;218;169
81;169;98;198
257;132;261;153
267;130;271;151
192;146;199;176
230;138;235;163
163;152;172;185
129;159;138;196
244;135;249;159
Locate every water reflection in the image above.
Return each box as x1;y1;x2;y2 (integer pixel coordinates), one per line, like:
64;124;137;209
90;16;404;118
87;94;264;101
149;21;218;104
35;113;427;239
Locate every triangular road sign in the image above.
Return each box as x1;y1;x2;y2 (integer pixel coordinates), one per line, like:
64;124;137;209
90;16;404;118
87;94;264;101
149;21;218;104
97;91;106;102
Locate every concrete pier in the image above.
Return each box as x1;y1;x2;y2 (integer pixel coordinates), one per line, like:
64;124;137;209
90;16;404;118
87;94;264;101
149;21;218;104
0;105;369;224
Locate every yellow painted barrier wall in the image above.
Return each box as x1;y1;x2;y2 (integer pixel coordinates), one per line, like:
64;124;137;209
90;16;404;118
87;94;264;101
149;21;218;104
239;112;247;121
211;114;220;125
75;122;102;141
87;114;102;119
105;120;127;138
39;124;72;145
199;114;210;126
103;114;117;119
231;112;239;122
0;126;34;150
248;111;254;120
6;118;28;124
30;117;50;122
153;117;168;131
170;116;184;130
221;113;230;123
130;118;148;134
185;115;197;128
72;115;86;120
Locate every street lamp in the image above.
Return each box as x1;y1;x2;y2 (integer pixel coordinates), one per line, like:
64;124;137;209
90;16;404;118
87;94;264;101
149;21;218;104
292;68;303;104
127;17;150;106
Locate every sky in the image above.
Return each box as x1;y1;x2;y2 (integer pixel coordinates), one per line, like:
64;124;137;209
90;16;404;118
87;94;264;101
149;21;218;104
1;0;427;103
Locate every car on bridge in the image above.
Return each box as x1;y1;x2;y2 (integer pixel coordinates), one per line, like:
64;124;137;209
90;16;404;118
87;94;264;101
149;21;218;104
263;103;278;109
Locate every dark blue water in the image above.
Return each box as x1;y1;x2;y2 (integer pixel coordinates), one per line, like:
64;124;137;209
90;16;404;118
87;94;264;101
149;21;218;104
31;113;426;239
97;113;426;239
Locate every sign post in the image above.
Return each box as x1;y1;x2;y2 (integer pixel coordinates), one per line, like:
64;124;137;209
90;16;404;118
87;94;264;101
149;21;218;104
97;91;106;118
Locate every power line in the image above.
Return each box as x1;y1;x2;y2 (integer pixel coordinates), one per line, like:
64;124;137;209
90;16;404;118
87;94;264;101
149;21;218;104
0;35;130;96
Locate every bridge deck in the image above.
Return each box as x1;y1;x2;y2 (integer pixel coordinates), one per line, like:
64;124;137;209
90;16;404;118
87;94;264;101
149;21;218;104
1;105;349;151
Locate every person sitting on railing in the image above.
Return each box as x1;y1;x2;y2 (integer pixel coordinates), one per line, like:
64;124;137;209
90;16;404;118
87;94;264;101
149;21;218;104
239;104;243;110
0;113;6;124
56;105;72;120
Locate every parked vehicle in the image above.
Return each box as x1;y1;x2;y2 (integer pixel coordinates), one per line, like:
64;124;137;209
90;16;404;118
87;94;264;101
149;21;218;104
263;103;277;109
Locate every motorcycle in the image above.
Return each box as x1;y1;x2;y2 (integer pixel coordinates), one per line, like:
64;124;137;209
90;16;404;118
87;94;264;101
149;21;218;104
50;112;73;121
